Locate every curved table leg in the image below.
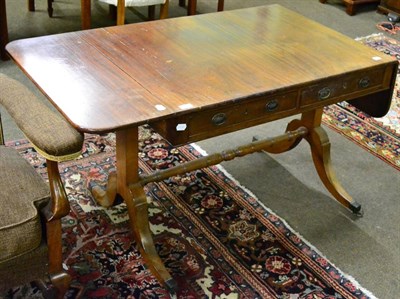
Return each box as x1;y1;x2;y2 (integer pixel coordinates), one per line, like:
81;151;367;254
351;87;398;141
92;127;176;292
117;128;176;291
45;160;72;297
287;109;362;215
129;184;177;292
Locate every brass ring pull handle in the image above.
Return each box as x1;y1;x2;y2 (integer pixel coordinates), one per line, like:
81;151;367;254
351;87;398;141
359;77;370;88
265;100;279;112
211;113;227;126
318;87;332;100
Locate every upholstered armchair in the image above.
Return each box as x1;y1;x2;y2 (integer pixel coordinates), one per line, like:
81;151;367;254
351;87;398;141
99;0;169;25
0;74;84;297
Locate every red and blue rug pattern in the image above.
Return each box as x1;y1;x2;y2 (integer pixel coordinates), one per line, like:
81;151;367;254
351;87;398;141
3;125;375;299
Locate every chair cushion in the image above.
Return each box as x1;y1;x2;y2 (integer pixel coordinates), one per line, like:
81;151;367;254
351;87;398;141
0;74;83;160
0;242;48;291
0;147;50;262
99;0;166;7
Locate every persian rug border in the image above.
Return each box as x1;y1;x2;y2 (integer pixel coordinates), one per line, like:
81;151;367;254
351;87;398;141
190;143;378;299
322;104;400;171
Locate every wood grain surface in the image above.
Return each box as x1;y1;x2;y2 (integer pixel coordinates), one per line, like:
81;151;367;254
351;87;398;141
6;5;397;134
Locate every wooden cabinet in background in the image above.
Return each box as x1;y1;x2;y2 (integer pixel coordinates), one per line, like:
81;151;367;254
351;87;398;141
378;0;400;16
320;0;380;16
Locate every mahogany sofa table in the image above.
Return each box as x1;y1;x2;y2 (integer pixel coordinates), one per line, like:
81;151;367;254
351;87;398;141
6;4;397;292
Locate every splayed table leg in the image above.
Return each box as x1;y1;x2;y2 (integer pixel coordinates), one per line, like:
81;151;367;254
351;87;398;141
287;109;362;215
92;127;176;292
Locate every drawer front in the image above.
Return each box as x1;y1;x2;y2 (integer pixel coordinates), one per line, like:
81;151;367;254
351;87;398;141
300;67;385;107
150;91;297;145
188;91;297;135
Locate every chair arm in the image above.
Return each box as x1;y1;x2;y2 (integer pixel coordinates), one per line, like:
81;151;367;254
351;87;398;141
0;74;80;297
0;74;84;220
0;74;84;161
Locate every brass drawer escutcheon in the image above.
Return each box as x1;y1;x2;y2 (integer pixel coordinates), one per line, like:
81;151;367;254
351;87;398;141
300;67;386;108
265;100;279;112
358;77;370;88
152;91;297;145
211;113;227;126
318;87;332;100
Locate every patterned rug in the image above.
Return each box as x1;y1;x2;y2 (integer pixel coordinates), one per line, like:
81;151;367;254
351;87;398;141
4;35;398;299
322;34;400;170
2;125;376;299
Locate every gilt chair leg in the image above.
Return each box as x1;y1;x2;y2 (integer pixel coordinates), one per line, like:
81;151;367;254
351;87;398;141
345;3;355;15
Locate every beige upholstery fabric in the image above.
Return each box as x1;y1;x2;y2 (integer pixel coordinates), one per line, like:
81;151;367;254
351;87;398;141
0;241;48;291
0;74;84;158
0;147;50;262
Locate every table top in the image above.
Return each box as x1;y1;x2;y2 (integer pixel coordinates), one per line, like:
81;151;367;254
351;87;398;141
6;4;397;133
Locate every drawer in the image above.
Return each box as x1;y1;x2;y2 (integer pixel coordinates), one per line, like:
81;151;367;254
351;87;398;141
189;91;297;134
151;91;297;145
300;67;386;107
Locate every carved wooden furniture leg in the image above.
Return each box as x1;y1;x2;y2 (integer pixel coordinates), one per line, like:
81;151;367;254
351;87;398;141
116;0;126;25
44;160;72;298
159;0;168;19
217;0;224;11
81;0;91;30
0;0;9;61
91;127;307;292
28;0;35;11
92;127;176;292
185;0;222;14
286;109;362;214
47;0;53;17
345;3;355;15
118;128;176;292
187;0;196;15
148;5;156;20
